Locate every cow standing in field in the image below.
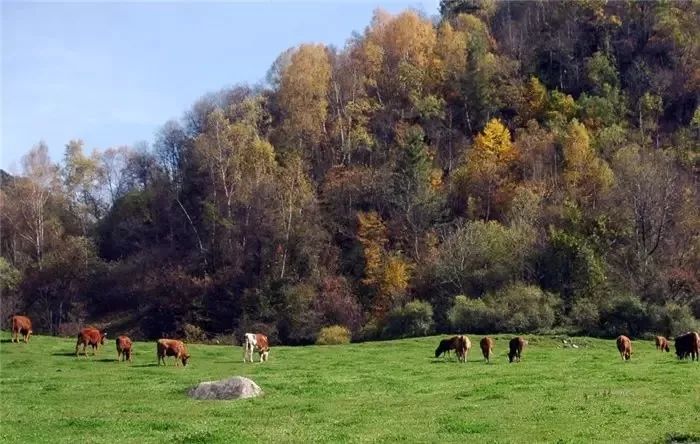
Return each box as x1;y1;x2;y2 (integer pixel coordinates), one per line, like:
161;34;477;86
654;336;670;352
674;332;699;361
10;315;33;343
157;339;190;366
116;336;133;362
508;337;527;363
75;327;107;357
435;336;461;359
616;335;632;361
480;337;494;363
243;333;270;363
455;336;471;363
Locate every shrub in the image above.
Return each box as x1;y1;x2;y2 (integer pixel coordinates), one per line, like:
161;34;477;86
383;300;434;338
182;323;206;343
486;283;559;332
690;296;700;319
316;325;351;345
448;295;494;333
599;293;650;338
648;303;699;337
570;298;601;334
276;283;320;345
314;277;363;333
358;318;382;341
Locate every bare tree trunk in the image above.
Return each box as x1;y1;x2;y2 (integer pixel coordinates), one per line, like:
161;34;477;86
176;197;207;266
280;195;294;280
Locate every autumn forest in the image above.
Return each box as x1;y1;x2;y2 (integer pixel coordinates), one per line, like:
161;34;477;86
1;0;699;344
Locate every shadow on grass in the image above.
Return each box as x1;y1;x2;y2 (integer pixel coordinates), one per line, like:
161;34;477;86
131;363;159;368
430;359;458;364
666;432;700;443
52;352;114;362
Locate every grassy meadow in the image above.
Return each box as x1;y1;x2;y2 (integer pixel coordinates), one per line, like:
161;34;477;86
0;333;698;443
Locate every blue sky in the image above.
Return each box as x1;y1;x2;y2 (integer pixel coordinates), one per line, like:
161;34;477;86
1;0;439;172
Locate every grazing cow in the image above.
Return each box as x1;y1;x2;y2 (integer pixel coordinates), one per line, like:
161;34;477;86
674;332;699;361
480;336;494;363
654;336;670;352
157;339;190;366
435;336;461;359
616;335;632;361
75;327;107;357
116;336;133;363
455;336;471;363
508;336;527;363
243;333;270;363
10;315;33;343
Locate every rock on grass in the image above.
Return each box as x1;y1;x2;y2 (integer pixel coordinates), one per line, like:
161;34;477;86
188;377;263;400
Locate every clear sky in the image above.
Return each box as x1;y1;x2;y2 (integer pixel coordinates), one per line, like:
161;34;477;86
1;0;439;172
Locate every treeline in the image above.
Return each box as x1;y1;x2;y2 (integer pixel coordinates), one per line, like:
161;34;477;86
1;0;699;343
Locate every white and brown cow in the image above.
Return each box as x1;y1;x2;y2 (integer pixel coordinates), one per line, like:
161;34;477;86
243;333;270;363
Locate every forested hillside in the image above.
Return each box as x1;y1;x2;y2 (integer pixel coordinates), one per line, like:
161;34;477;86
2;1;699;343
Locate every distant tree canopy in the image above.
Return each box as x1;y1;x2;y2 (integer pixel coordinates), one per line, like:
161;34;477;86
1;2;699;342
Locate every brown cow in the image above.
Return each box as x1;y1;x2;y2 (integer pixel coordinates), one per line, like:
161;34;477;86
435;336;461;359
116;336;133;363
75;327;107;357
480;336;494;363
674;331;699;361
157;339;190;366
508;336;527;363
243;333;270;363
10;315;33;343
654;335;670;352
616;335;632;361
455;335;471;363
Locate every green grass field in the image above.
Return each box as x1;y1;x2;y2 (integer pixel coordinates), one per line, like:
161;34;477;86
1;333;698;443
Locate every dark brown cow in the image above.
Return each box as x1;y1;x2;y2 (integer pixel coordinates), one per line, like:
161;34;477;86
508;337;527;363
435;336;460;359
116;336;133;363
480;336;494;363
455;335;471;363
654;336;670;352
75;327;107;357
157;339;190;366
616;335;632;361
674;332;699;361
10;315;33;343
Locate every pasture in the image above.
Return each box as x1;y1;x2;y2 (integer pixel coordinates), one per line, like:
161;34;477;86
0;333;698;443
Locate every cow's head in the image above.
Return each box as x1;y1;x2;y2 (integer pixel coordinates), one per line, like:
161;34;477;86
181;354;190;366
100;332;107;345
